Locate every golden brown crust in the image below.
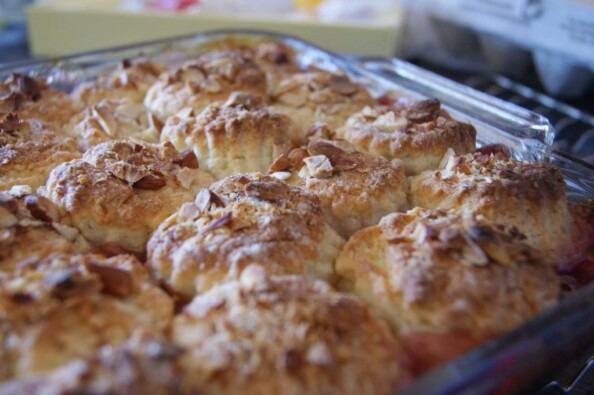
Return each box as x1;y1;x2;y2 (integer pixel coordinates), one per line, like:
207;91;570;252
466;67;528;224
274;138;409;238
336;100;476;174
0;114;81;190
172;265;411;395
336;208;560;369
0;186;88;273
0;253;174;378
147;173;344;297
271;70;374;133
144;51;267;121
161;93;301;179
409;151;572;261
0;74;80;131
68;98;162;151
43;140;213;253
72;60;165;106
0;334;184;395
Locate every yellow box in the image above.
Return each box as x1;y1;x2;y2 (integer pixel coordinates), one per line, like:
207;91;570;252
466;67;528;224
26;1;403;57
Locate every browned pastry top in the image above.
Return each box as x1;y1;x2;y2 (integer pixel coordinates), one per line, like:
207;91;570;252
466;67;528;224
0;74;80;130
336;100;476;174
147;173;344;297
172;265;411;395
73;60;165;105
337;207;560;335
270;138;409;237
144;51;268;120
0;253;174;378
0;113;81;190
0;185;88;273
43;140;213;252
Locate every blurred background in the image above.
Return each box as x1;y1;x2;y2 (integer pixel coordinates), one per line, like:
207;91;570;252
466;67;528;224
0;0;593;163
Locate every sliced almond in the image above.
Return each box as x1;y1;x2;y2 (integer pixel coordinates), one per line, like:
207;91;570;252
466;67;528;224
328;75;358;96
87;261;134;297
303;155;333;178
306;123;333;140
287;147;308;169
268;153;292;173
133;173;166;190
173;149;199;169
244;181;289;202
24;195;59;223
406;98;440;123
195;189;213;212
201;212;232;234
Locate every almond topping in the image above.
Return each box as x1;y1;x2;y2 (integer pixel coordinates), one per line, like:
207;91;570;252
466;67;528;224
268;153;292;173
195;189;213;212
328;75;358;96
202;212;232;234
303;155;333;178
407;98;441;123
244;181;288;202
287;147;308;169
24;195;59;223
133;173;166;190
87;261;134;297
173;149;199;169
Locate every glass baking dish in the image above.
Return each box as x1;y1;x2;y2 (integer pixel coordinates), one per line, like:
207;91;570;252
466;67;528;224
1;30;593;394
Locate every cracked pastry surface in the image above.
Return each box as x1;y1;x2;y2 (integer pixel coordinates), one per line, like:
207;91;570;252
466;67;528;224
0;185;88;274
147;173;344;298
270;70;374;133
43;140;214;253
172;265;411;395
161;93;301;179
0;113;81;190
0;253;174;379
72;60;165;106
68;98;162;151
0;333;184;395
336;100;476;174
0;74;80;132
336;207;560;372
144;51;267;121
409;151;572;263
271;137;409;238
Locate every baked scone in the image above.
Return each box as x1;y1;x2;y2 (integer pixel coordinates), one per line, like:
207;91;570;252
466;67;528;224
0;333;184;395
253;41;300;90
0;253;174;379
336;208;560;372
72;59;164;106
409;151;572;263
0;74;80;131
0;113;81;190
68;98;162;151
0;185;88;273
336;100;477;174
147;173;344;298
161;93;301;179
144;51;267;121
172;264;411;395
270;70;374;133
271;138;409;238
43;140;214;253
